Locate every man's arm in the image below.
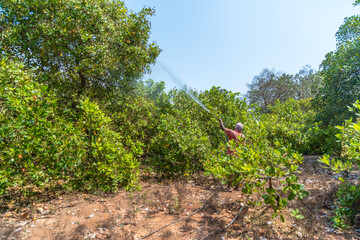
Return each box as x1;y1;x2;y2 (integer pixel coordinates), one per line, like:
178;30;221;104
218;118;226;131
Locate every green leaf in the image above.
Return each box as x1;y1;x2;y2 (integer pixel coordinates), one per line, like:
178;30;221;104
288;192;296;201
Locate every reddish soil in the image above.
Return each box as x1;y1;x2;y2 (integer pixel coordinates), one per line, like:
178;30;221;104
0;156;359;240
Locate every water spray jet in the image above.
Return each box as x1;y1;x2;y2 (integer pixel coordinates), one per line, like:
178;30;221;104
158;62;220;120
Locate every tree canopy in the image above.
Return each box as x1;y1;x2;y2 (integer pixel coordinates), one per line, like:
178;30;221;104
0;0;160;99
314;7;360;125
245;67;320;112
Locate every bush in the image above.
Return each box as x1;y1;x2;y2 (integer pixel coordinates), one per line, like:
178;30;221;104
205;117;308;216
264;98;314;153
338;102;360;164
319;101;360;229
73;98;140;191
264;98;340;154
331;183;360;229
107;95;157;153
305;123;341;155
319;101;360;172
147;110;212;178
0;60;140;195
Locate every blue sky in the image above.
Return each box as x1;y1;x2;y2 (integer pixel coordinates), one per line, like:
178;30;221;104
126;0;359;95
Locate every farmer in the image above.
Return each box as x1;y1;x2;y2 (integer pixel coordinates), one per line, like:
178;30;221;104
218;118;245;155
218;118;245;190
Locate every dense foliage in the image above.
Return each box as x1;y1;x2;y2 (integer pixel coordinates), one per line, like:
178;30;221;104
319;102;360;172
148;111;211;177
246;66;321;113
264;98;340;155
319;102;360;229
205;114;308;219
313;6;360;126
0;60;140;194
140;86;249;178
331;183;360;229
0;0;160;99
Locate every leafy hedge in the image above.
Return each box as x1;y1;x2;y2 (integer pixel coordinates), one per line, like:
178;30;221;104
205;115;308;217
147;110;211;177
319;101;360;229
0;60;139;194
264;98;340;155
332;183;360;229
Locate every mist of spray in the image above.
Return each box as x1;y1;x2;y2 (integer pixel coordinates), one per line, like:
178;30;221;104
158;62;217;118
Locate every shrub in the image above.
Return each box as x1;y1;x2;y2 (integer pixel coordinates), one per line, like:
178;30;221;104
205;117;308;217
305;123;341;155
319;101;360;172
319;101;360;229
264;98;340;154
147;110;212;178
0;60;140;195
73;98;140;191
107;95;157;153
264;98;314;153
331;183;360;229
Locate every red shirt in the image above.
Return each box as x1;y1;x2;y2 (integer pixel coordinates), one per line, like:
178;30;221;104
224;128;244;155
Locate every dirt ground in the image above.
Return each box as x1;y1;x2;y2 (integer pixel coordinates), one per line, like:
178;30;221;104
1;156;360;240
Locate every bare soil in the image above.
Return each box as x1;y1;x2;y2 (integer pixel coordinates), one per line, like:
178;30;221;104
1;156;359;240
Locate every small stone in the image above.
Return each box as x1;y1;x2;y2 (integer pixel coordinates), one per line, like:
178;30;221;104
96;234;107;239
19;222;28;226
87;214;95;219
305;179;313;184
38;208;50;215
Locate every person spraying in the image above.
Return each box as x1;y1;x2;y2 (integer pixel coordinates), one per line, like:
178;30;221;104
218;118;245;155
218;118;245;190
